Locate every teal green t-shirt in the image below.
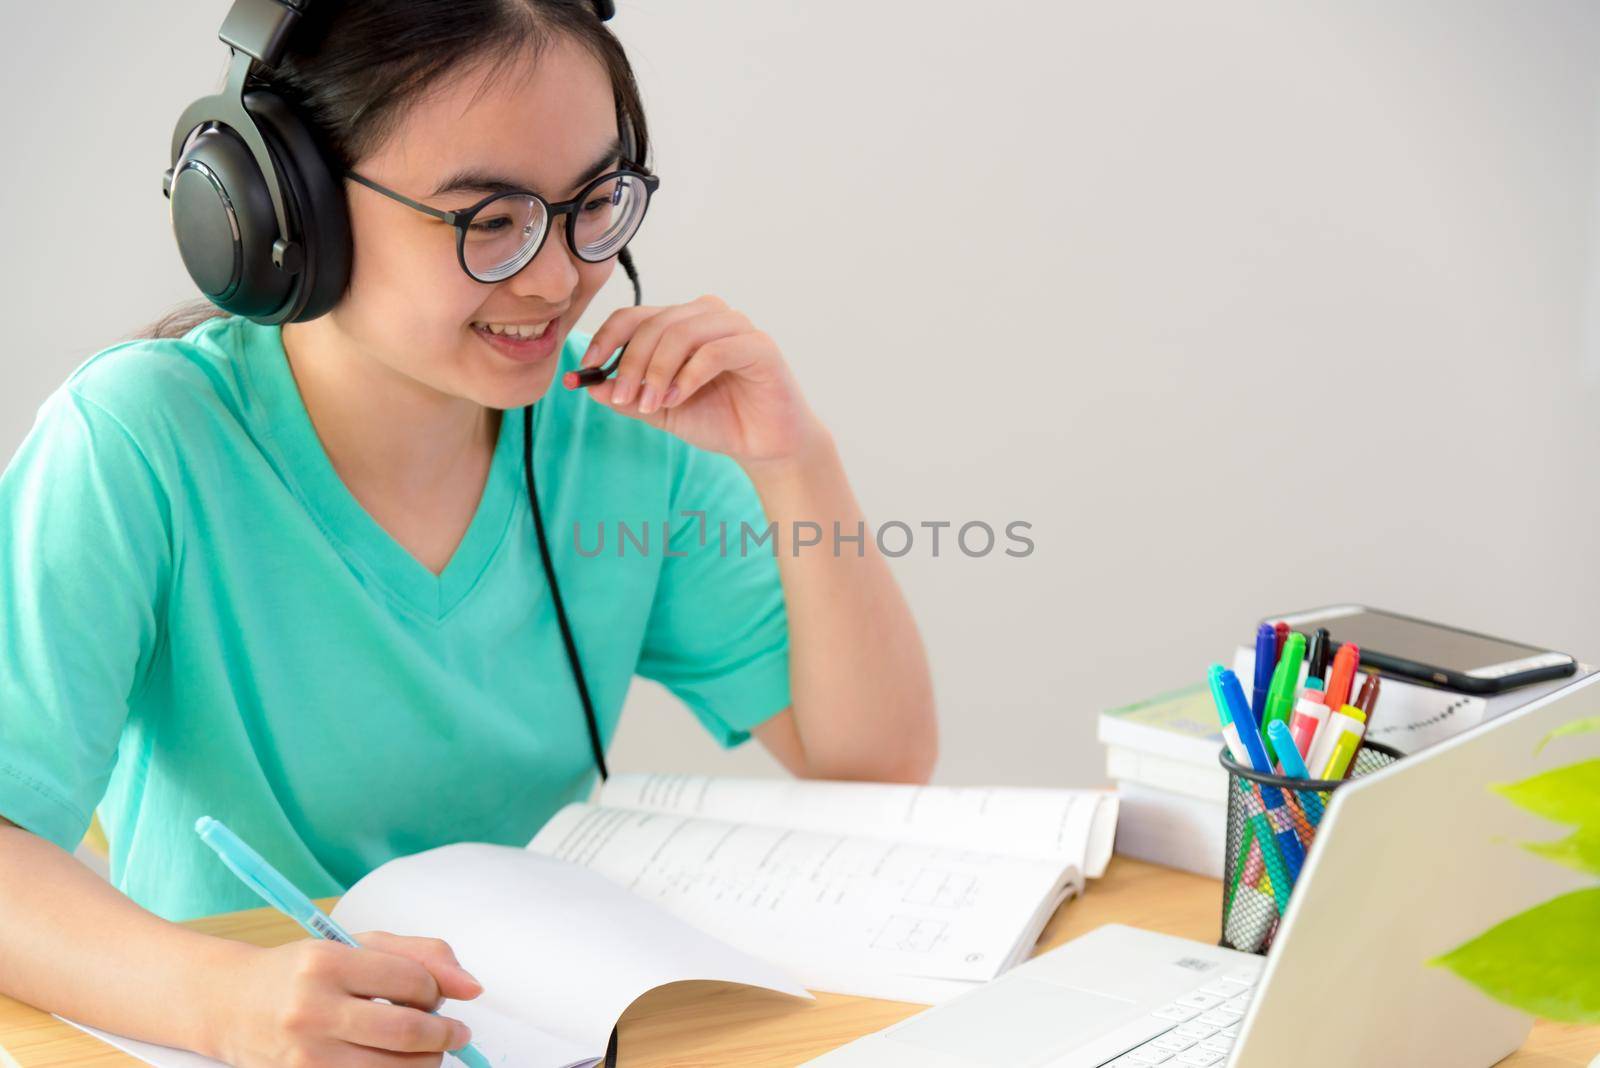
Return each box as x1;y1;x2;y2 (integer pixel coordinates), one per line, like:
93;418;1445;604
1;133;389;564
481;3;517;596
0;314;791;920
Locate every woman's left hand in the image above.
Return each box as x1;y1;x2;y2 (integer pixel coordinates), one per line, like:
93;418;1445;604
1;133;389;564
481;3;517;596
563;294;825;467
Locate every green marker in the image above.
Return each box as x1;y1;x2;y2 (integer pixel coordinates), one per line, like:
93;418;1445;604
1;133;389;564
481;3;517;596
1261;630;1306;762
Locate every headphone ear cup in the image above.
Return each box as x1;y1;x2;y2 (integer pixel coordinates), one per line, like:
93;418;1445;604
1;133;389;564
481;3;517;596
243;90;351;322
168;121;296;318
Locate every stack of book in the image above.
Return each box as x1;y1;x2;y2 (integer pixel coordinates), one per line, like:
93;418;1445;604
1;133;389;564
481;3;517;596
1099;654;1592;878
1097;683;1231;878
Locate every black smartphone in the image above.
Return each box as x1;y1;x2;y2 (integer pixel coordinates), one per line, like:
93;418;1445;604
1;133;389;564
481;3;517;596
1261;605;1577;694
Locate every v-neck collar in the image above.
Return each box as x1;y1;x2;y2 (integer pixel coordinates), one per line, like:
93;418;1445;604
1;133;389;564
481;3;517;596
240;317;522;621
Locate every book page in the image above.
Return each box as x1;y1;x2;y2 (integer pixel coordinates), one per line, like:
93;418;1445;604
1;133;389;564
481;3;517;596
52;1023;235;1068
527;803;1075;992
60;1002;599;1068
58;844;802;1068
330;843;809;1066
596;773;1118;877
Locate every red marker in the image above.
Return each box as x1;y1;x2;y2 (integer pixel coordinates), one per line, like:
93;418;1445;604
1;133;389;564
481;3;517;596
1325;643;1361;710
1288;690;1329;758
1273;621;1291;666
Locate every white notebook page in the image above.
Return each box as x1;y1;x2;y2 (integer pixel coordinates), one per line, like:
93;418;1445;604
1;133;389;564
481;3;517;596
527;804;1073;989
61;843;807;1068
330;843;809;1063
596;773;1119;878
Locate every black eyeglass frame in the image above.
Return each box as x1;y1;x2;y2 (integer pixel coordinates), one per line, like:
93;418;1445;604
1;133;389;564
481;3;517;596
344;166;661;282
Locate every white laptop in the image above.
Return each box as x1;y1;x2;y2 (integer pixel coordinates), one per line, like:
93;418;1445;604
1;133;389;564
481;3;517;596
804;670;1600;1068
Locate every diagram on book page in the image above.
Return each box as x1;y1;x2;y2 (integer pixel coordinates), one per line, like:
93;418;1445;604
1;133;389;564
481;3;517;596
902;869;979;908
871;915;952;953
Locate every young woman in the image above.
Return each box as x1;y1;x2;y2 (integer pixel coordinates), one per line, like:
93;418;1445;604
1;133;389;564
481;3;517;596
0;2;935;1064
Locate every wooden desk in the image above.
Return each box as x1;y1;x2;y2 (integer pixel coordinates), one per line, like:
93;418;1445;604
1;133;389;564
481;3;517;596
2;857;1594;1067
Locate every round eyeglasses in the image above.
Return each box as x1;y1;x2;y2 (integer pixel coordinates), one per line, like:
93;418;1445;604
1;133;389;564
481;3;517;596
345;167;661;283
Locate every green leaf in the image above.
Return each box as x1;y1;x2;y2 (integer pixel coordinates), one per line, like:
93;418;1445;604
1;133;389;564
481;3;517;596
1491;759;1600;829
1431;887;1600;1023
1524;828;1600;875
1536;716;1600;754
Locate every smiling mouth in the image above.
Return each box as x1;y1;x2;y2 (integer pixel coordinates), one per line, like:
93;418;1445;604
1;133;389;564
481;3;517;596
470;319;556;339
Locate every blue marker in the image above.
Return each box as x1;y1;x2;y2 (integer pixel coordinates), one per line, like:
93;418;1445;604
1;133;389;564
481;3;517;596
1250;623;1278;727
1218;670;1306;879
1219;671;1273;783
1207;664;1252;766
196;817;491;1068
1267;720;1327;827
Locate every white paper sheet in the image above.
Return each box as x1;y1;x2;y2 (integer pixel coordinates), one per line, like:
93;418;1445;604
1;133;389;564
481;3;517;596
55;1021;228;1068
330;843;810;1061
59;1009;600;1068
60;842;807;1068
597;773;1119;877
528;804;1074;989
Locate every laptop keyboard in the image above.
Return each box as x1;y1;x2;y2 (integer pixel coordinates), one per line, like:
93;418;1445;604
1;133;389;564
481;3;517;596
1099;972;1258;1066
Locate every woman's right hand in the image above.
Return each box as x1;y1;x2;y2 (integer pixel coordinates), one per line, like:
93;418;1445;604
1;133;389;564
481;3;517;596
204;930;484;1067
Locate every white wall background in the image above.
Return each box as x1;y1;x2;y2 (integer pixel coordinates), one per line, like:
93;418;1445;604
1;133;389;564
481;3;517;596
3;1;1597;792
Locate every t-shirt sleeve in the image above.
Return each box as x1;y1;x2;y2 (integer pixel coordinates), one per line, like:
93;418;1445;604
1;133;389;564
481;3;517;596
635;441;792;748
0;387;171;853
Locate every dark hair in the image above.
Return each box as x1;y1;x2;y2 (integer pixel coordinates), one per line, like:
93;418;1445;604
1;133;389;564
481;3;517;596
134;0;650;341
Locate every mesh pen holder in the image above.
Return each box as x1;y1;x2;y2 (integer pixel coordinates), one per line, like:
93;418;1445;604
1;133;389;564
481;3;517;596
1218;738;1402;955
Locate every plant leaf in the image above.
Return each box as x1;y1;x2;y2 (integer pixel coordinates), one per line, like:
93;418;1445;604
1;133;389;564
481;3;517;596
1536;716;1600;754
1491;759;1600;829
1431;887;1600;1023
1523;828;1600;875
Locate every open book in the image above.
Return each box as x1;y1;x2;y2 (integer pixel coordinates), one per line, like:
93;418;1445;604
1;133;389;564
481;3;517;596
334;843;813;1066
64;842;808;1068
527;774;1119;1004
61;775;1116;1066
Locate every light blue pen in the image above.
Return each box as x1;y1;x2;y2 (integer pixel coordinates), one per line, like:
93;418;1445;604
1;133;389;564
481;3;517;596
1266;721;1328;827
195;816;491;1068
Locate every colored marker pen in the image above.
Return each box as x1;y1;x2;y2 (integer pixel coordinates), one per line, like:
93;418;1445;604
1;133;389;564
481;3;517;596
1304;627;1331;687
1262;631;1306;761
1218;668;1274;782
1268;720;1327;827
1306;703;1366;784
1250;623;1278;728
1324;642;1361;711
1208;664;1253;766
1289;627;1328;759
1247;812;1293;912
1242;833;1266;889
1322;729;1362;780
1355;671;1381;719
1288;689;1329;759
1223;817;1262;920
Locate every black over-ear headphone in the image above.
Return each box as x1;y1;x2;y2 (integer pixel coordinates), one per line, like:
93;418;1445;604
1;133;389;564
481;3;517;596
165;0;635;783
164;0;346;324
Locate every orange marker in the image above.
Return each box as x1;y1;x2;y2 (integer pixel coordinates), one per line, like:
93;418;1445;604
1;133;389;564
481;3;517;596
1325;642;1361;710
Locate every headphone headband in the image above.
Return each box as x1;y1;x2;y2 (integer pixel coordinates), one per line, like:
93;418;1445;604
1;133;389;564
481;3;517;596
217;0;614;71
218;0;310;69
